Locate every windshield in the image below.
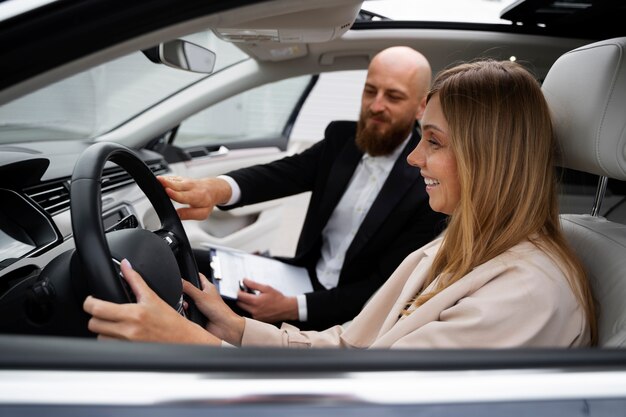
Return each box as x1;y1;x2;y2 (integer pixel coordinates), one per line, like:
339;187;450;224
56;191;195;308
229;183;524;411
0;0;59;22
0;30;248;144
0;0;526;145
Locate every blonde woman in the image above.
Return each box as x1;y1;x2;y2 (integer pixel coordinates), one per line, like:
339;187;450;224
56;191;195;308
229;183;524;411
84;60;596;348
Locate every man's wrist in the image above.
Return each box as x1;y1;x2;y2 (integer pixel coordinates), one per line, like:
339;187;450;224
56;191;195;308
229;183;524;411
284;296;299;321
215;175;240;206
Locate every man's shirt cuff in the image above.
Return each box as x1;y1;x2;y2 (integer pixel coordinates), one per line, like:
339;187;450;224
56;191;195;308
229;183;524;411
217;175;241;206
296;294;308;322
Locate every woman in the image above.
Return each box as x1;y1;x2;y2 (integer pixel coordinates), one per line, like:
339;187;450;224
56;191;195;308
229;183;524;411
84;60;597;348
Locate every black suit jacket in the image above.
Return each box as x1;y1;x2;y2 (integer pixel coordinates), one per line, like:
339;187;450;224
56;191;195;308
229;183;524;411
225;121;447;330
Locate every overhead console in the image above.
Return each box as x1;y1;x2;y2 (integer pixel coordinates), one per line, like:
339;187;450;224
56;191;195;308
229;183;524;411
214;0;363;61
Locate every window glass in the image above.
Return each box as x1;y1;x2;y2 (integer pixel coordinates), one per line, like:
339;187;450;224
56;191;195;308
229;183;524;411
558;168;626;223
176;75;312;147
291;70;366;143
362;0;518;24
0;30;248;143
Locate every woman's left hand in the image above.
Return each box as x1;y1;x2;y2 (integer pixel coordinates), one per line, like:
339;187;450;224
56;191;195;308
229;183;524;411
83;259;220;345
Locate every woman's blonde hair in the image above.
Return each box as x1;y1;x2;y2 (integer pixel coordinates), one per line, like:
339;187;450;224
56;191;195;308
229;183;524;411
413;60;597;344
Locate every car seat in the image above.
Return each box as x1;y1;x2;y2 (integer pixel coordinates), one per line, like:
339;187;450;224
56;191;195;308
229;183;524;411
542;37;626;347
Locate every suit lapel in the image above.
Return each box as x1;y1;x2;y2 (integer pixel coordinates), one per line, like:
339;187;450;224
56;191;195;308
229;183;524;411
343;128;422;267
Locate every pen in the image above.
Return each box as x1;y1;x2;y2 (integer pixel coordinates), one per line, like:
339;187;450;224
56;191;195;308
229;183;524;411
239;280;258;295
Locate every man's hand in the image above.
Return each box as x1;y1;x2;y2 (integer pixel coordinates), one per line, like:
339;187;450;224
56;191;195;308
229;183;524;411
157;176;232;220
83;259;220;345
236;278;299;323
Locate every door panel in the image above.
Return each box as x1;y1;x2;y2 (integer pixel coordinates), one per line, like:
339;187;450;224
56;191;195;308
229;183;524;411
169;75;316;256
169;71;365;257
166;148;308;257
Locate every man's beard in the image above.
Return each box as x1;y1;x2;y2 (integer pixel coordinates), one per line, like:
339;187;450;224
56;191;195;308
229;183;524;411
355;111;414;157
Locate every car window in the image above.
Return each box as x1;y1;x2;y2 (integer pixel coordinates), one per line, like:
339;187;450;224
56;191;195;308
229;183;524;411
175;75;312;148
0;30;248;143
290;70;366;143
558;168;626;221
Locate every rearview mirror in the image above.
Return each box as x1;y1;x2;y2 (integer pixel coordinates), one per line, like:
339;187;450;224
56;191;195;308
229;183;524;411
142;39;216;74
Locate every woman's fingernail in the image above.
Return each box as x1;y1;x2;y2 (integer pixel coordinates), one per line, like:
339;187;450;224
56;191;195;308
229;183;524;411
122;259;133;269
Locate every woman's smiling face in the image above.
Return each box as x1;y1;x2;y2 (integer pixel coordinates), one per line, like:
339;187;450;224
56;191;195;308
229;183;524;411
407;94;461;215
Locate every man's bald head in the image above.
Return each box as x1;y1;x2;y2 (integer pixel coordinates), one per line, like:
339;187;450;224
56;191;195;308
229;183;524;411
369;46;432;101
356;47;432;156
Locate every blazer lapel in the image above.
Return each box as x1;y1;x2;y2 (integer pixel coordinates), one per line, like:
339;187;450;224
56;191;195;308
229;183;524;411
375;249;435;335
343;129;422;266
340;239;441;347
370;246;514;348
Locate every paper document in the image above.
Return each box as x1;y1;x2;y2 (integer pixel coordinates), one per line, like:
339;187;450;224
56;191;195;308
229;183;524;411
208;246;313;299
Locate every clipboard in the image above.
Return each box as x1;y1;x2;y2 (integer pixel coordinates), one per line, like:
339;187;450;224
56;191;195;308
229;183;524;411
208;246;313;300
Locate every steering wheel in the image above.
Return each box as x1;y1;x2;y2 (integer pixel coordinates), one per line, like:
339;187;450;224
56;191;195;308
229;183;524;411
70;142;205;326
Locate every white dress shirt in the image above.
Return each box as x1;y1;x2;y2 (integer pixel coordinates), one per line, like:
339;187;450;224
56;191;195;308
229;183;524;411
220;136;410;321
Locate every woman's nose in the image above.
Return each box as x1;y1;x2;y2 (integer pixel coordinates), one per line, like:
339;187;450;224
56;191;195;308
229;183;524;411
407;140;425;168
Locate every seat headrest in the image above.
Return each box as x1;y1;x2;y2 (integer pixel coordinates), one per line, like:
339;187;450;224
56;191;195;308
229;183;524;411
542;37;626;180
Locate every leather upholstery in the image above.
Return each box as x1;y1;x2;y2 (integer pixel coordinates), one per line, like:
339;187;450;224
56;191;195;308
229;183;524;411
544;37;626;346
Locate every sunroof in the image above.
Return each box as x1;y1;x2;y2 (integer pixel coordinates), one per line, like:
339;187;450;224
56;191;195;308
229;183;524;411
500;0;594;23
361;0;519;24
359;0;626;39
501;0;626;38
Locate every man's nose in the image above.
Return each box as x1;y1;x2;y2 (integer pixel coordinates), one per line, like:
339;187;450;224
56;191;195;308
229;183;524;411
369;93;386;113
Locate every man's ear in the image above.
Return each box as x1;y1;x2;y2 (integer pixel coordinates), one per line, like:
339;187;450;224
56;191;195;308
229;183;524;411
415;96;427;120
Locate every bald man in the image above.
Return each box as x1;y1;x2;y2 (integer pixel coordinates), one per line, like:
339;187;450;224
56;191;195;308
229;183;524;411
159;47;446;330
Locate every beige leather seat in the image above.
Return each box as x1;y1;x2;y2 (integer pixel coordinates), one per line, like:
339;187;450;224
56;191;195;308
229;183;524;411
542;37;626;346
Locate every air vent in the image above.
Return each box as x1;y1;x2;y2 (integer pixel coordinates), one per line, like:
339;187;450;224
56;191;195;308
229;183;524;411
100;159;170;193
24;159;170;216
24;179;71;215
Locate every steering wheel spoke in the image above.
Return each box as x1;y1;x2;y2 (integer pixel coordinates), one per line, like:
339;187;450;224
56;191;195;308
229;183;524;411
154;229;181;254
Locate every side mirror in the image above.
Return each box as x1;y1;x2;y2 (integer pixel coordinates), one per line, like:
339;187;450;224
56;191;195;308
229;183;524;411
142;39;216;74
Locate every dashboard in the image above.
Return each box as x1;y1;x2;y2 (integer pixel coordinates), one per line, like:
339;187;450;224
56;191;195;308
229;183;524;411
0;140;170;333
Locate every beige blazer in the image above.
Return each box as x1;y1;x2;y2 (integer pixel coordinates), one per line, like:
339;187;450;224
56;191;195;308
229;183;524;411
241;237;590;348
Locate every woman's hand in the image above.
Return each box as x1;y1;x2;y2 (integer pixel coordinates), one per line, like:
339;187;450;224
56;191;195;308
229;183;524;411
157;176;232;220
182;274;246;346
83;259;220;345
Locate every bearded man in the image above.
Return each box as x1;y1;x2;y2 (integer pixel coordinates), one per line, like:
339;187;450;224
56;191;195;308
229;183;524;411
159;47;447;330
